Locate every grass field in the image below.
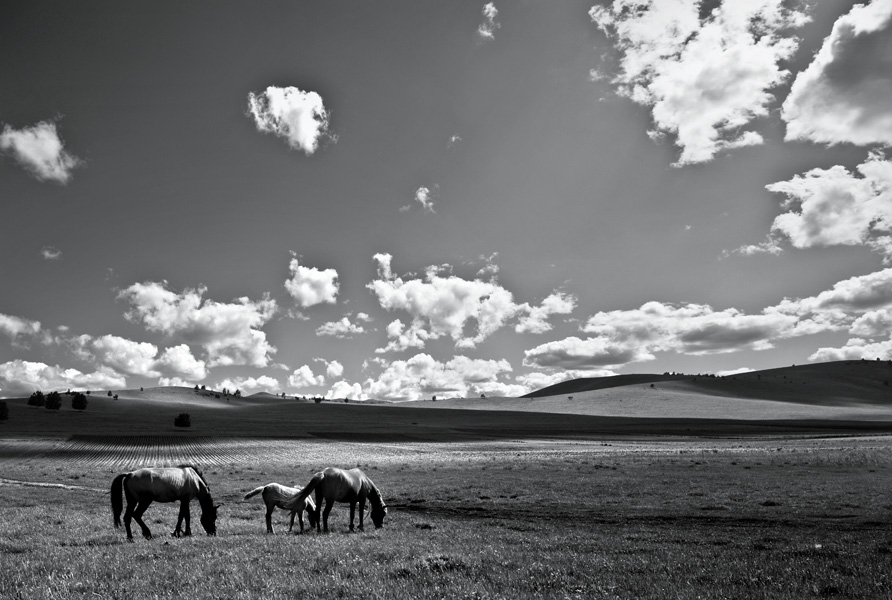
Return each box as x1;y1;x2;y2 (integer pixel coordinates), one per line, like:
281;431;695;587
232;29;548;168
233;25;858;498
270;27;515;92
2;364;892;598
1;436;891;599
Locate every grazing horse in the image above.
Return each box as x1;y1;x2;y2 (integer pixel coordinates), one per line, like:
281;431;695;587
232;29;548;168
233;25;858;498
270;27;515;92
293;467;387;533
110;464;220;541
243;482;318;534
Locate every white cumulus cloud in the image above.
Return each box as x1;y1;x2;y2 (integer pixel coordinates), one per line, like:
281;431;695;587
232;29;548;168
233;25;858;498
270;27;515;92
118;281;277;368
0;120;82;183
365;353;513;401
591;0;806;165
766;154;892;259
247;86;333;155
288;365;325;389
783;0;892;147
0;360;125;397
285;257;339;309
316;315;365;338
216;376;280;396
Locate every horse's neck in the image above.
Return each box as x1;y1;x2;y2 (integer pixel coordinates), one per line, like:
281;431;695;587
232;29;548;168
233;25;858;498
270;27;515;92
367;482;383;508
196;483;214;509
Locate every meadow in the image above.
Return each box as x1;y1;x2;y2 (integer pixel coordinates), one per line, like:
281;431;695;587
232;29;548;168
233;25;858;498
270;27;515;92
2;367;892;599
1;435;891;599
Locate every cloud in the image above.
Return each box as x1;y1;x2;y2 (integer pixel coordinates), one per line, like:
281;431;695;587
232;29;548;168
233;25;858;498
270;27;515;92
783;0;892;147
809;338;892;362
448;134;462;148
118;281;277;368
524;335;652;370
69;334;207;381
288;365;325;389
246;86;333;155
368;254;519;350
400;185;437;213
155;344;208;381
326;380;365;400
369;253;577;351
591;0;806;165
216;376;280;396
0;313;41;341
284;257;339;308
0;120;82;183
0;360;125;397
478;3;500;40
716;367;755;377
316;315;366;338
317;358;344;380
765;154;892;259
41;246;62;260
515;292;577;334
774;268;892;316
365;353;513;401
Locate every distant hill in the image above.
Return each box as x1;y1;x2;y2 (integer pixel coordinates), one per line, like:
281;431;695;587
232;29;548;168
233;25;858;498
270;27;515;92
523;360;892;405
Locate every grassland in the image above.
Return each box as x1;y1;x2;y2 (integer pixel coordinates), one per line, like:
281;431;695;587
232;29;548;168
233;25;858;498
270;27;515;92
2;361;892;598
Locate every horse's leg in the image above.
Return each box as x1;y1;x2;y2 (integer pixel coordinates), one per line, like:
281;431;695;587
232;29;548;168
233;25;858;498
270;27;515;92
322;498;333;533
297;509;304;533
270;505;279;534
132;500;153;540
349;501;356;532
123;498;136;541
183;500;192;536
173;500;187;537
357;498;366;532
314;490;323;532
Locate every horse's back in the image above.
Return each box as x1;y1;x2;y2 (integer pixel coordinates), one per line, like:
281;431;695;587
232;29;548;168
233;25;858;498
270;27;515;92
127;466;202;502
318;467;372;501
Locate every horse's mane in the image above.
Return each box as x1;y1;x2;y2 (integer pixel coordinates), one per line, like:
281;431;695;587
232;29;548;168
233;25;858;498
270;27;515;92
177;463;209;487
365;476;385;509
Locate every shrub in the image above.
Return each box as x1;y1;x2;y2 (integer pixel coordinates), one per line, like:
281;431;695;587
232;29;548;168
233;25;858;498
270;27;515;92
72;393;88;411
107;391;112;397
174;413;191;428
0;400;8;421
314;397;323;404
28;391;46;408
45;391;62;410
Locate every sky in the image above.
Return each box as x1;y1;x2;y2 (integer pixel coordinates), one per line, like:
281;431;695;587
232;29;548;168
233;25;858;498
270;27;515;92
2;0;892;401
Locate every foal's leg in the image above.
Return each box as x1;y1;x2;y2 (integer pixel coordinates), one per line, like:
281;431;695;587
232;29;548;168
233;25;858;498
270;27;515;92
267;504;276;534
132;500;153;540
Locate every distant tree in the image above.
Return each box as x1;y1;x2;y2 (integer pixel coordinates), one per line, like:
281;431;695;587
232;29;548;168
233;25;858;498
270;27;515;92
200;385;206;390
432;395;437;402
314;397;323;404
45;391;62;410
28;391;46;408
234;389;241;398
107;390;113;397
480;393;486;399
140;387;144;392
0;400;8;421
194;384;200;391
174;413;191;428
113;394;119;401
86;391;91;395
72;393;88;411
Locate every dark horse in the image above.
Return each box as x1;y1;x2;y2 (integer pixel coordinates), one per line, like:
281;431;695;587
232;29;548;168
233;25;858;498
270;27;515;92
111;464;220;541
293;467;387;532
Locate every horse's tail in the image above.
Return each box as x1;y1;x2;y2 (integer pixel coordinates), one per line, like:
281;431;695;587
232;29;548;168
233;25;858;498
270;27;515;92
293;472;325;505
111;473;127;528
244;485;266;500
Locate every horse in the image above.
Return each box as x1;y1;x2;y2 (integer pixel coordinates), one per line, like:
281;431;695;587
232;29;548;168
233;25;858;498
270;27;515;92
243;482;318;534
293;467;387;533
110;464;220;541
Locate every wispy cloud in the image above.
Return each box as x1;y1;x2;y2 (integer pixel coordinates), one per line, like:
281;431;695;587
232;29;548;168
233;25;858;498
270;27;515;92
478;2;500;40
41;246;62;260
0;120;82;183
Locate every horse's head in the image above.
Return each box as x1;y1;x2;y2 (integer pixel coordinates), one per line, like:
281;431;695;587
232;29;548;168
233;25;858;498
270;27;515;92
370;503;387;529
201;503;221;536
